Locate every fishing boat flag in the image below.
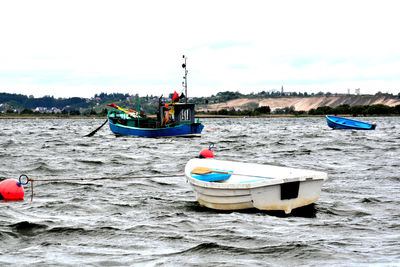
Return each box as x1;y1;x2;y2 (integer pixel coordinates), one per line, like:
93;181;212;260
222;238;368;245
107;103;118;109
172;91;179;102
107;103;135;113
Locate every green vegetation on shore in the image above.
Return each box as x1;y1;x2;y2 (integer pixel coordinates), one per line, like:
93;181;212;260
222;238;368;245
1;91;400;117
199;103;400;117
2;103;399;118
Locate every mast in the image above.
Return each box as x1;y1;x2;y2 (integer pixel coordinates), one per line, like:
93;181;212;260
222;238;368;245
137;95;140;126
182;55;188;104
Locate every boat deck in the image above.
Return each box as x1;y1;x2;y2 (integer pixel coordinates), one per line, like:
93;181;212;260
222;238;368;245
185;159;327;189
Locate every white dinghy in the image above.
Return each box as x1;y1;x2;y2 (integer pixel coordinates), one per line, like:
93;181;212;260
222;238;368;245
185;158;328;214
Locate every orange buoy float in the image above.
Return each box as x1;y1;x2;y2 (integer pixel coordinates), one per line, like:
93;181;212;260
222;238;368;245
199;144;215;159
0;179;25;200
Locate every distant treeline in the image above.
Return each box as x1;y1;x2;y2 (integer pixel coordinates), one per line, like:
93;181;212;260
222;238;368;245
199;106;273;116
0;93;90;110
200;104;400;116
0;92;160;115
308;104;400;116
1;91;400;116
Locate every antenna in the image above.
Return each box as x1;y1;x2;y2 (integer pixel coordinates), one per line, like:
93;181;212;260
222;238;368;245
182;55;188;104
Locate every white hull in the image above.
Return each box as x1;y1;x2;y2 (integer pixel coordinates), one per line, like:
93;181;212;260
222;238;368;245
185;159;328;214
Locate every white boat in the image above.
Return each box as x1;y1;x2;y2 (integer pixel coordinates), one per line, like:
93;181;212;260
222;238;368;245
185;158;328;214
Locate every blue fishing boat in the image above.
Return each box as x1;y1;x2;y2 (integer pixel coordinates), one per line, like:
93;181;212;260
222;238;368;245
108;103;203;137
107;56;204;137
326;115;376;130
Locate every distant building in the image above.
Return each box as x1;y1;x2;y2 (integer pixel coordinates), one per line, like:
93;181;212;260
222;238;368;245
280;85;295;96
355;88;360;95
34;107;47;113
50;107;61;113
33;107;61;113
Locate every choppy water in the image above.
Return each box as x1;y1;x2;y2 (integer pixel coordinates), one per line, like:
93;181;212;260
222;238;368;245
1;117;399;266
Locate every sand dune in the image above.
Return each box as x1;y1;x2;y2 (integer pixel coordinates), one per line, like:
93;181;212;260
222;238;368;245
198;95;400;112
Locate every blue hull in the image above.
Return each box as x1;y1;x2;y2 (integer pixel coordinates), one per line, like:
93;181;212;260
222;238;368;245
109;119;204;137
326;115;376;130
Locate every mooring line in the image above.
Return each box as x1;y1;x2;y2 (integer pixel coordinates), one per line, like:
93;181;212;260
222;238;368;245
17;174;184;201
28;174;183;182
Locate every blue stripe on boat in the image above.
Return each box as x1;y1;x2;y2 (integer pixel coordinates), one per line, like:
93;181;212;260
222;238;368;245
239;178;269;183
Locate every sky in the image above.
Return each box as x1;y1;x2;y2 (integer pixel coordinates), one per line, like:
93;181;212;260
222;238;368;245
1;0;400;98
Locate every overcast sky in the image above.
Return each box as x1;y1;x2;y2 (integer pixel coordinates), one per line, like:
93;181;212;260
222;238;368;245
1;0;399;98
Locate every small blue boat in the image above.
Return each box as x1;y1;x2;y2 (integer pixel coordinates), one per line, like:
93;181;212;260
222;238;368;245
326;115;376;130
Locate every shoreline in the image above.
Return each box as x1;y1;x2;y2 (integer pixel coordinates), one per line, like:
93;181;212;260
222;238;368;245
0;115;105;119
0;114;397;119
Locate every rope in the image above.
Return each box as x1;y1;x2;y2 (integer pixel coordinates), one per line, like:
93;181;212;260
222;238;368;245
17;174;184;201
27;174;183;182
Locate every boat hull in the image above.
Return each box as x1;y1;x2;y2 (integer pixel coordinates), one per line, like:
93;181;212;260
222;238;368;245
326;115;376;130
185;159;327;214
109;119;204;137
190;180;324;212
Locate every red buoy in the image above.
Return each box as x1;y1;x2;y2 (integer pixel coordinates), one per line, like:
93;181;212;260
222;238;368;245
0;179;25;200
199;144;214;159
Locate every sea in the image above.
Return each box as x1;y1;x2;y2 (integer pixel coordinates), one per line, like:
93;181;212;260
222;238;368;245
0;116;399;266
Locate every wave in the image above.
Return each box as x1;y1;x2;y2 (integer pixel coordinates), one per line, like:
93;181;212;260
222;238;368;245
76;159;105;165
1;117;399;266
154;240;330;262
10;221;48;236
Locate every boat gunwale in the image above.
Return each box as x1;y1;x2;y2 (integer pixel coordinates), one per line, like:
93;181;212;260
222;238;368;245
108;119;194;131
185;159;328;189
108;119;203;137
185;174;326;189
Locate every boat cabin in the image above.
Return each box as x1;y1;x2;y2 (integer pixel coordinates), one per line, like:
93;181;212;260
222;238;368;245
159;102;196;126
